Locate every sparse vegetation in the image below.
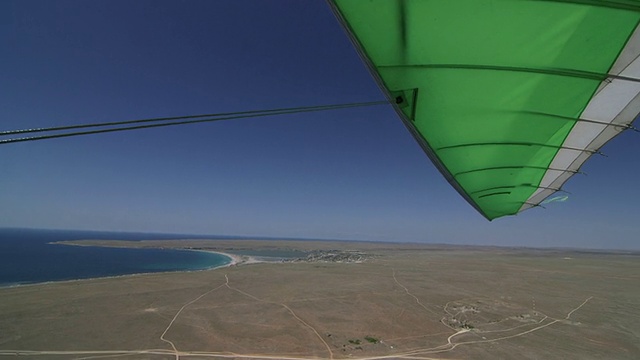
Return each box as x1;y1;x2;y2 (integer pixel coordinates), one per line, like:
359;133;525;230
2;240;636;360
364;336;379;344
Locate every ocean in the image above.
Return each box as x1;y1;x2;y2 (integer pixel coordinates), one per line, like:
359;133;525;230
0;228;235;287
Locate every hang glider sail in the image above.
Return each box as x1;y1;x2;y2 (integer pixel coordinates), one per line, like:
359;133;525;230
329;0;640;220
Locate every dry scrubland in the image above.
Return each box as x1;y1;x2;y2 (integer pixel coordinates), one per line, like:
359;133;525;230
0;240;638;359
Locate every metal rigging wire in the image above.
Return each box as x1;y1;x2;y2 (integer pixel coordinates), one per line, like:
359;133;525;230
0;100;390;145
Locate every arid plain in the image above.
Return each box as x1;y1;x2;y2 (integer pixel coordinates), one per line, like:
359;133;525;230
0;239;638;359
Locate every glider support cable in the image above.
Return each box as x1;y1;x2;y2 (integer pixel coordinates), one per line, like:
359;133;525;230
0;100;389;145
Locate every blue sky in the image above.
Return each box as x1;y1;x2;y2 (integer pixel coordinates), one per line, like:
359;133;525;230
1;0;638;249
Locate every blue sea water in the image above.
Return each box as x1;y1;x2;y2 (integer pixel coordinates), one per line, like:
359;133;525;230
0;228;234;287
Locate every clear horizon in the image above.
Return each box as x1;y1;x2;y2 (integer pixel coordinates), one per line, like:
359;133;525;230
3;226;639;252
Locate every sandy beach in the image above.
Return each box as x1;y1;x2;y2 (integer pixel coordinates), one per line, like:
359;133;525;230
197;250;264;267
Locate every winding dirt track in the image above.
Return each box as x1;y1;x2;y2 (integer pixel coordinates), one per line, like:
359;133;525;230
0;272;594;360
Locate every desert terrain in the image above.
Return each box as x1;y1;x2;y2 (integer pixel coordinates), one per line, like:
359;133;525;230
0;239;638;359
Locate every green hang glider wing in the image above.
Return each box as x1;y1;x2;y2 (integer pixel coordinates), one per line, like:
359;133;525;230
329;0;640;220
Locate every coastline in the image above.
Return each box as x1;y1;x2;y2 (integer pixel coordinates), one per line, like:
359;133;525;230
53;240;273;266
189;249;265;267
1;246;259;290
